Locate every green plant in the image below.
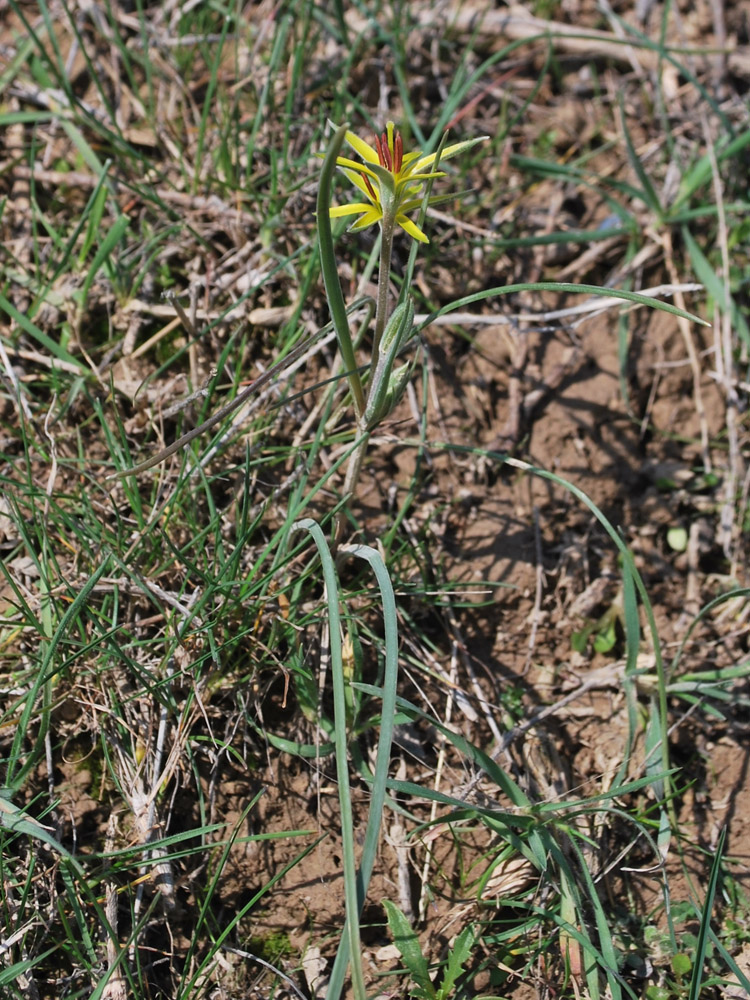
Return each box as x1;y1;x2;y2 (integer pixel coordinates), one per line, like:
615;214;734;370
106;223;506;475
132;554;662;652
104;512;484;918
317;120;487;541
384;900;477;1000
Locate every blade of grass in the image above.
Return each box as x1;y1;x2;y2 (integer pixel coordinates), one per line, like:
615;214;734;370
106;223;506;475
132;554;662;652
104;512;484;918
688;826;726;1000
192;13;233;193
415;282;710;331
6;553;112;793
0;292;88;371
618;95;662;217
77;210;129;309
291;518;366;1000
326;542;399;1000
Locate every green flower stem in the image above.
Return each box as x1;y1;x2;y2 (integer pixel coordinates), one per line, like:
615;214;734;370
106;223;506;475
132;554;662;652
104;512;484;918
318;123;366;421
334;208;396;546
334;428;371;545
371;209;395;368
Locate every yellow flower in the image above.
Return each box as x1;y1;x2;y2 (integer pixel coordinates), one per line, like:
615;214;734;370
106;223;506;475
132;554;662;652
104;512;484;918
328;121;488;243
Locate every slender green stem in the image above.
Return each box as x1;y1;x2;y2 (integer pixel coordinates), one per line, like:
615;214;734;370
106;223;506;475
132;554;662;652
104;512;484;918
346;131;450;527
334;428;371;546
371;213;395;366
334;213;394;545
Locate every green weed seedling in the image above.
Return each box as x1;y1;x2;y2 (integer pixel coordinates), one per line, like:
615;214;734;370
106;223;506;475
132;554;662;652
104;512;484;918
383;900;477;1000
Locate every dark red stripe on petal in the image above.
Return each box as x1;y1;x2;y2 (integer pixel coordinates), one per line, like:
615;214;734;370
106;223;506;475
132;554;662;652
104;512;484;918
363;173;377;201
374;134;386;169
394;132;403;174
379;133;392;171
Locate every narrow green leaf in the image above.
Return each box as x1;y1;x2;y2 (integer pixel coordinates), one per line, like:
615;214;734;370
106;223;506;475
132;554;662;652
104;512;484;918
0;796;83;874
0;292;87;370
317;122;366;419
619;97;661;216
292;519;366;1000
78;212;130;308
417;282;710;330
683;225;750;346
383;900;435;1000
688;826;726;1000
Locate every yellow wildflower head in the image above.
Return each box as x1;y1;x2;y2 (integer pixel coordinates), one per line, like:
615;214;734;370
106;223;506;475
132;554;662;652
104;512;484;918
328;121;488;243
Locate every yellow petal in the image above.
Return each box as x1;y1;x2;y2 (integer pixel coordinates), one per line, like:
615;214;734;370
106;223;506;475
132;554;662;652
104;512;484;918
329;202;377;218
349;206;383;231
344;129;380;164
336;156;380;181
401;149;424;167
397;214;429;243
396;169;445;189
411;136;489;174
